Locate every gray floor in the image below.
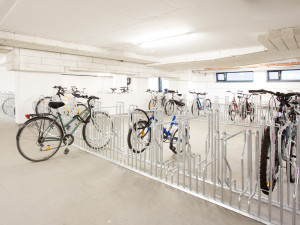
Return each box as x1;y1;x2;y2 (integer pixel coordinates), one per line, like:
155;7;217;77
0;116;261;225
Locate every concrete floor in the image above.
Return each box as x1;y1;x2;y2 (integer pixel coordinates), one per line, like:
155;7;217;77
0;116;262;225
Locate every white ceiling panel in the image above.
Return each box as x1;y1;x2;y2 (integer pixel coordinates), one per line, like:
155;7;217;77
0;0;300;69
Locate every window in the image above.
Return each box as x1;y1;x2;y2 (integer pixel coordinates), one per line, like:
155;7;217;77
268;71;280;80
267;69;300;81
216;71;253;82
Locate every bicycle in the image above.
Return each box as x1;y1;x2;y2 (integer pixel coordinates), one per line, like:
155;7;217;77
147;89;161;110
227;90;251;121
127;109;182;154
249;89;300;195
16;95;111;162
120;86;129;93
164;90;185;116
189;91;211;115
2;96;15;116
35;86;87;117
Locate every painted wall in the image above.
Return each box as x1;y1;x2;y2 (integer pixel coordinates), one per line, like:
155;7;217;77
0;66;15;92
14;72;151;123
190;71;300;104
10;69;300;123
15;71;61;123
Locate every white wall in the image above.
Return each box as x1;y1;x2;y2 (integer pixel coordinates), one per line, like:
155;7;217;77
12;69;300;123
191;71;300;104
15;71;61;123
0;66;15;92
14;73;151;123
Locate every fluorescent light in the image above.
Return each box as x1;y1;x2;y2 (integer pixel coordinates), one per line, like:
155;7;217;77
139;33;200;49
131;28;190;45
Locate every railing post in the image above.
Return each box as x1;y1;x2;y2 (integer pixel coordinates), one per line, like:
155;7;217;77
297;119;300;210
221;131;226;203
247;129;253;195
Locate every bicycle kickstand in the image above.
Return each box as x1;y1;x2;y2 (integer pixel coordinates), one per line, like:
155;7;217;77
64;141;70;155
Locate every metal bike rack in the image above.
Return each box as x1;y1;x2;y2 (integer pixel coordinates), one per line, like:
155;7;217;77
51;100;300;225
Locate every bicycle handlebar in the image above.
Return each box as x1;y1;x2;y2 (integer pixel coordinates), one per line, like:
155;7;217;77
249;89;300;107
249;89;300;97
189;91;207;95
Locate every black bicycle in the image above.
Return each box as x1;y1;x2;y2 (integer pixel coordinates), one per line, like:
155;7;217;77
249;89;300;195
164;90;185;116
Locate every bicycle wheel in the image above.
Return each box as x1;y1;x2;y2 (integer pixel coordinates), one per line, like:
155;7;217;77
169;128;189;154
161;96;166;107
75;103;87;115
268;96;277;120
2;98;15;116
240;104;246;120
130;108;150;126
288;137;296;183
165;100;175;116
205;99;212;109
260;127;280;195
83;111;111;149
191;102;200;115
16;117;63;162
148;99;157;110
230;109;237;121
35;97;52;115
127;120;151;153
228;104;232;116
248;103;255;122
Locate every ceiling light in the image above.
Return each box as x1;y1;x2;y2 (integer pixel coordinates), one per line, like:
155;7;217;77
131;28;190;45
139;33;200;49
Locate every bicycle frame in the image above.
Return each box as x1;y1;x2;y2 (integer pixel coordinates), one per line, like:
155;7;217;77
143;113;178;141
41;105;92;143
196;95;205;110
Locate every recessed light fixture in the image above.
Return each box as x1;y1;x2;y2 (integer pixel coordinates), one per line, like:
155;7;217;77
138;33;199;49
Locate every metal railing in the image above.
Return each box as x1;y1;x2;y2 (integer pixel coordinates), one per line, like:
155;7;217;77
18;97;300;224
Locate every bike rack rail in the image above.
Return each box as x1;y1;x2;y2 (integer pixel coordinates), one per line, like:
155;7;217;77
33;99;300;225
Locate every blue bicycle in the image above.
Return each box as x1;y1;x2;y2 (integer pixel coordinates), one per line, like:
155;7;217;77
190;91;211;115
127;109;180;154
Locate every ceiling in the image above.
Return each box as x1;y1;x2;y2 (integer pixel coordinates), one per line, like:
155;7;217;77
0;0;300;69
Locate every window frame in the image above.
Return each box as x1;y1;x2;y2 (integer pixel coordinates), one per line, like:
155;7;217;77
216;71;254;82
267;69;300;82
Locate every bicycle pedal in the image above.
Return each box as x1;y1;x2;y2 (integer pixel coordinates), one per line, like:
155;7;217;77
64;148;70;155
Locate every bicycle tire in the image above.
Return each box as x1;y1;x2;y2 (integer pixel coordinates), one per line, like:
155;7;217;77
191;102;200;115
205;99;212;109
35;97;52;115
260;127;280;195
16;116;63;162
161;96;166;107
268;96;277;120
165;100;175;116
82;111;111;149
148;99;157;110
248;103;255;122
2;98;15;116
169;128;189;154
230;109;237;121
76;103;87;115
287;138;296;183
130;108;150;127
127;120;151;153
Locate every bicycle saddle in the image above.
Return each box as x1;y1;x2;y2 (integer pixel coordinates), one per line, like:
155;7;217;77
174;100;185;107
48;102;65;109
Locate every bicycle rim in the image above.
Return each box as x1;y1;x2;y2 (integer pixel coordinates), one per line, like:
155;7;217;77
16;117;63;162
83;111;111;149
